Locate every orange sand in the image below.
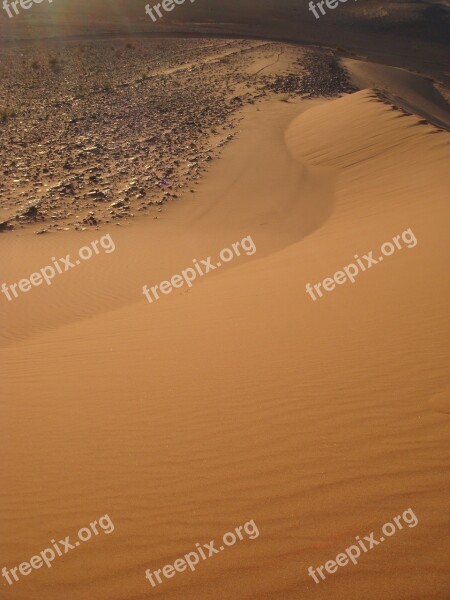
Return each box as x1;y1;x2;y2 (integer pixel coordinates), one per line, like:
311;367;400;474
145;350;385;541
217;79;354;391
1;68;449;600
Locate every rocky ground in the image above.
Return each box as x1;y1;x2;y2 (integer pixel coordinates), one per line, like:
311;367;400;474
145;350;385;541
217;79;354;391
0;38;357;234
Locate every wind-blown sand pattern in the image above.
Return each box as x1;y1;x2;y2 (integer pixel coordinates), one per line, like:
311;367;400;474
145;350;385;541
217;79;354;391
0;2;449;599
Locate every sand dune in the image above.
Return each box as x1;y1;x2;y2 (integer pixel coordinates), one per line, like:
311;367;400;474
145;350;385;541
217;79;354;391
1;52;449;600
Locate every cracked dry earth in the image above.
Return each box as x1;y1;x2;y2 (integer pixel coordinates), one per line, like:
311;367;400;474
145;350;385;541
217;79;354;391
0;37;356;234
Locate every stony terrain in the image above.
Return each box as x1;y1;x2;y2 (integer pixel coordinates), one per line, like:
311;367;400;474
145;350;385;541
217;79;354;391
0;38;357;234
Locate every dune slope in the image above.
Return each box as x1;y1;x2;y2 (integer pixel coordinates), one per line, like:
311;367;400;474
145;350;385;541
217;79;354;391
1;87;449;600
